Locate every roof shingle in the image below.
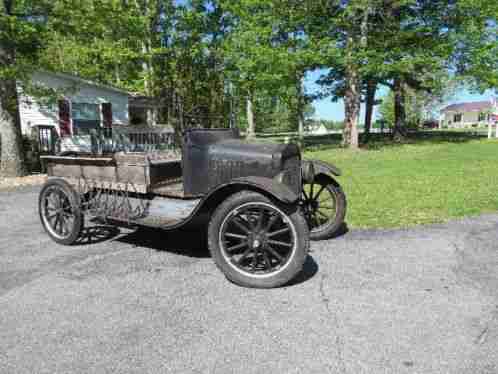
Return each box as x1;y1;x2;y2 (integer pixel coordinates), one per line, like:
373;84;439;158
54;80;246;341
441;101;493;113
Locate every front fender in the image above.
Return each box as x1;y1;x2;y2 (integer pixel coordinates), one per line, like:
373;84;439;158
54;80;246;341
302;159;342;183
198;176;299;216
229;176;299;203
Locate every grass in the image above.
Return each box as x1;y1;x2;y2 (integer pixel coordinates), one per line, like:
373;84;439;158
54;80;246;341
304;133;498;229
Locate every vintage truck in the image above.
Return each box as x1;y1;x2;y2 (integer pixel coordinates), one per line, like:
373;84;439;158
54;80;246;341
39;128;346;288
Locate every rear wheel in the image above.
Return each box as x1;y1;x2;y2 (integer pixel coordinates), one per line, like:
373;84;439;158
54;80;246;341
208;191;309;288
39;178;84;245
302;175;346;240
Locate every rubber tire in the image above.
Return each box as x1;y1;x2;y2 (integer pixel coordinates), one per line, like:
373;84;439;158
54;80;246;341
39;178;84;245
208;191;309;288
307;175;347;241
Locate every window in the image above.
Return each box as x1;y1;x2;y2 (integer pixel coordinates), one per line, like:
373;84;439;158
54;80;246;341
453;113;462;123
72;103;100;135
478;112;487;122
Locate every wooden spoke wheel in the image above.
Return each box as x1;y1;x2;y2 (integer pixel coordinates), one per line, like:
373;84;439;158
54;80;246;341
208;191;308;288
39;179;83;245
302;175;346;240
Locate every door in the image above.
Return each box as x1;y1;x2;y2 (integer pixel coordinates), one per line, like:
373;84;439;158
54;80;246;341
102;102;113;138
58;99;71;137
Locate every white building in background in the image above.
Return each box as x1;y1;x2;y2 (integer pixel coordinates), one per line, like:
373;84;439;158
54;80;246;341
306;123;329;135
18;71;131;137
439;99;498;128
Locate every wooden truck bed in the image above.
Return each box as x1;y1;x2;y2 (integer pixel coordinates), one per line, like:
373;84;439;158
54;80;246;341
41;152;184;196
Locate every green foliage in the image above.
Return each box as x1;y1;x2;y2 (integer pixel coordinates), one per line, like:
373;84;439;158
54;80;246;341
3;0;498;138
312;0;497;142
454;0;498;91
221;0;320;131
378;89;428;128
379;77;461;127
39;0;150;92
0;1;51;82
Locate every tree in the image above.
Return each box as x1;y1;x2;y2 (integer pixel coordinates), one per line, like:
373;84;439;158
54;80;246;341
222;0;320;137
309;0;385;148
0;0;51;177
379;76;459;128
453;0;498;92
312;0;495;144
375;0;497;140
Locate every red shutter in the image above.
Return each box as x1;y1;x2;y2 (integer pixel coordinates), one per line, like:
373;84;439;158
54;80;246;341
102;103;112;127
58;99;71;137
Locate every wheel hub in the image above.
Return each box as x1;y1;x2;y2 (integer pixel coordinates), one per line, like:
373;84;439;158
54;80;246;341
249;232;267;249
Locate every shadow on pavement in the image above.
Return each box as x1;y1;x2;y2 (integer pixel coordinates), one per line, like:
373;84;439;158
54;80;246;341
74;225;121;245
330;222;349;239
116;226;211;258
81;222;320;286
285;255;319;287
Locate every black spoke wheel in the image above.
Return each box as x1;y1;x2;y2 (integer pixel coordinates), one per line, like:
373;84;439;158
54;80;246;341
208;191;309;288
39;179;83;245
302;175;346;240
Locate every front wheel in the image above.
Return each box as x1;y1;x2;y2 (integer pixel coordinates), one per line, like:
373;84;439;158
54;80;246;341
302;175;347;240
208;191;309;288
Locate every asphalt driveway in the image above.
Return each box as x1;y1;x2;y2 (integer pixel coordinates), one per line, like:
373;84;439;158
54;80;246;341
1;187;497;373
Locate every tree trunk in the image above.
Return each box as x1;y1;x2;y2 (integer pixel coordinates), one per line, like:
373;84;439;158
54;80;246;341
343;64;360;148
0;79;26;177
363;79;377;142
228;81;237;129
392;77;406;141
0;0;27;177
296;74;304;146
137;0;153;97
342;4;369;149
246;94;255;139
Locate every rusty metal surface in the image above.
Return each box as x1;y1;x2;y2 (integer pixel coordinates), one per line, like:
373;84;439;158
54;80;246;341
72;177;200;229
41;155;115;166
151;182;186;198
77;179;149;222
182;128;301;196
224;176;299;203
133;197;200;228
39;128;309;232
65;178;148;194
43;151;183;193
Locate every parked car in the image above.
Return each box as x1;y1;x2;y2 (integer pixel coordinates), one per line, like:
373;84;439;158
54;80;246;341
39;128;346;288
422;120;439;129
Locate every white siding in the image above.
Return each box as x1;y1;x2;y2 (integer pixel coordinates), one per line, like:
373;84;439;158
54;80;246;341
18;71;129;135
18;84;58;134
441;105;498;128
443;110;480;126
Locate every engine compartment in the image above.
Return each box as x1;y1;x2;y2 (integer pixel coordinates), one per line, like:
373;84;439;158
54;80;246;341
182;128;301;196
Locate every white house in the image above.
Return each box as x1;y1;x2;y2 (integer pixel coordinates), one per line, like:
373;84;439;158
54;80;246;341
306;123;329;135
18;71;130;138
439;99;498;128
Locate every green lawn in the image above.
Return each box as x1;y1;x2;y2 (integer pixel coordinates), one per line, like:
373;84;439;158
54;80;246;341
305;135;498;229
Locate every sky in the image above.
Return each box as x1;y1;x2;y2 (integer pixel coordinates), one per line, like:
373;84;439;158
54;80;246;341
305;69;496;122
